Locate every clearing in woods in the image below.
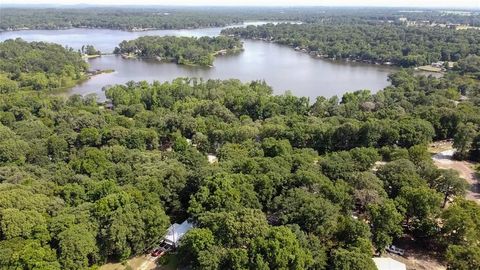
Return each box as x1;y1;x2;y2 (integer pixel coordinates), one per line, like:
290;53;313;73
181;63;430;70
430;141;480;204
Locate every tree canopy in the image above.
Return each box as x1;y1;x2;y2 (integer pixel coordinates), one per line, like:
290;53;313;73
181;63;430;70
0;38;87;91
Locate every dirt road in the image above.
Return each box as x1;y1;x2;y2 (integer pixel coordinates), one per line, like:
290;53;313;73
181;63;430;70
99;255;159;270
432;149;480;203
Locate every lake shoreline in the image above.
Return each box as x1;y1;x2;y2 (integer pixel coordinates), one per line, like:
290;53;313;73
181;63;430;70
1;25;237;33
0;20;304;33
231;36;449;71
2;25;395;100
0;20;287;33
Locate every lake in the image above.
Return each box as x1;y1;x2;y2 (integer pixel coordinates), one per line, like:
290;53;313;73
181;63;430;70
0;22;396;100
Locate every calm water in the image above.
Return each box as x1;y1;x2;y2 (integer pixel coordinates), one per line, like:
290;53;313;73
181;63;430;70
0;22;395;100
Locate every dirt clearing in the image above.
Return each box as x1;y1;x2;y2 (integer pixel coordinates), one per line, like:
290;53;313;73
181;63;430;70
99;255;159;270
432;148;480;204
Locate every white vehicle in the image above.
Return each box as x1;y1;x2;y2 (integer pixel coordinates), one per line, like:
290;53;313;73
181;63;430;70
386;245;405;256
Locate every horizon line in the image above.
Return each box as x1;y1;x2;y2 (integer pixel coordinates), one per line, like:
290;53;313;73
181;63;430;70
1;4;479;10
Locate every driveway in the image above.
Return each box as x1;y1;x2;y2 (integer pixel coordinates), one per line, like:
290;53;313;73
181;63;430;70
432;149;480;203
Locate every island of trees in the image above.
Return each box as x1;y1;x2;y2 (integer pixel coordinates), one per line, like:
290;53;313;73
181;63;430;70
80;45;101;58
0;39;479;269
221;22;480;67
113;36;243;66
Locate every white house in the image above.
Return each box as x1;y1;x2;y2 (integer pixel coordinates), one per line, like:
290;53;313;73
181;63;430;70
373;258;406;270
164;220;194;248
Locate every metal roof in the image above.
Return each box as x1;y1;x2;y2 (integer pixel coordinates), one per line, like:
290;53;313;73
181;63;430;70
164;220;194;245
373;257;406;270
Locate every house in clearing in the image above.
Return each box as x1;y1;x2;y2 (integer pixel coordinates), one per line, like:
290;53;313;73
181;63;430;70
150;220;194;257
163;220;194;248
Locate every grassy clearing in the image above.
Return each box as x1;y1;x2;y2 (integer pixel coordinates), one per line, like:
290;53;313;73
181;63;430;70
417;65;443;72
158;254;179;270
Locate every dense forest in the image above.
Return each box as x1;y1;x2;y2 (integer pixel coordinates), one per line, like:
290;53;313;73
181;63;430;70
113;36;243;66
222;23;480;67
0;8;244;31
0;38;480;269
2;7;480;31
0;39;88;92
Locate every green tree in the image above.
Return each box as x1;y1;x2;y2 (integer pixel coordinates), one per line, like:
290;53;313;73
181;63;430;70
197;208;269;247
0;138;29;164
430;169;468;207
0;239;61;270
446;244;480;270
261;137;292;157
273;188;340;238
84;45;100;55
250;226;313;270
330;248;377;270
368;200;403;252
0;74;18;93
376;159;424;198
188;173;260;216
58;224;99;270
78;127;101;147
441;200;480;246
0;208;49;241
453;123;477;160
396;186;442;229
179;228;215;267
47;135;69;162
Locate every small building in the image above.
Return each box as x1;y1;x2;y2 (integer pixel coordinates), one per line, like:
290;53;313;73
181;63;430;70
431;61;445;68
151;220;194;257
163;220;194;248
216;49;228;56
103;101;114;110
446;23;462;29
372;258;406;270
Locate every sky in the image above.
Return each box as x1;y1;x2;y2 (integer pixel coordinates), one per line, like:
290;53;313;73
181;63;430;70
2;0;480;9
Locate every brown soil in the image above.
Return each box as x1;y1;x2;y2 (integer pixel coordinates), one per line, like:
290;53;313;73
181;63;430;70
99;255;160;270
386;236;446;270
431;142;480;204
386;252;446;270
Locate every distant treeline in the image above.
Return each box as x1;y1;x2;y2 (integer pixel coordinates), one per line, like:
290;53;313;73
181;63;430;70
0;8;244;31
222;23;480;67
114;36;243;66
2;7;480;31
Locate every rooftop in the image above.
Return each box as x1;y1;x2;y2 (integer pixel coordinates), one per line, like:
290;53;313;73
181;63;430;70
373;257;406;270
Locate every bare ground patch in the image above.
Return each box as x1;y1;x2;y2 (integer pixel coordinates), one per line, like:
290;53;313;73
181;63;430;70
386;235;446;270
430;142;480;204
99;255;160;270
